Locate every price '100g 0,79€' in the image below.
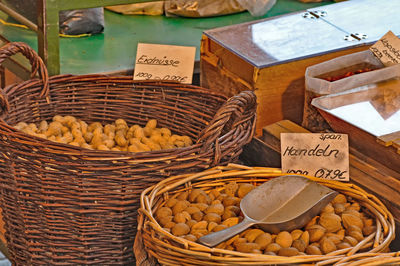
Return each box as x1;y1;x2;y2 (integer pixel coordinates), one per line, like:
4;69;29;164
135;72;188;83
286;168;347;180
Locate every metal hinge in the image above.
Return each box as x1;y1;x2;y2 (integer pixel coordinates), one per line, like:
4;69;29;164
344;33;368;41
302;10;327;19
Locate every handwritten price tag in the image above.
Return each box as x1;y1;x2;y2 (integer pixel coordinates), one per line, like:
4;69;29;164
370;31;400;67
281;133;349;181
134;43;196;84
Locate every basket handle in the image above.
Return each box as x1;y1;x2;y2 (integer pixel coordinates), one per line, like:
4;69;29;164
0;42;49;113
197;90;257;164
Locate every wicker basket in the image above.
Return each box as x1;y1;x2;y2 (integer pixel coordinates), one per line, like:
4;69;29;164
136;164;395;265
0;42;257;265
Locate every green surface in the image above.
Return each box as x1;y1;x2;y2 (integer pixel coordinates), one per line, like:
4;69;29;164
0;0;331;75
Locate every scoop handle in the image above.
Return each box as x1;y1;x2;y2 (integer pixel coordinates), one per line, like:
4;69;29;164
198;217;254;247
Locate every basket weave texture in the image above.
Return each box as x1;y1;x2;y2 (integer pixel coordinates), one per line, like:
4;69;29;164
136;164;395;265
0;42;257;265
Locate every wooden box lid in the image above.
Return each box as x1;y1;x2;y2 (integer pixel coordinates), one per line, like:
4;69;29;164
204;0;400;69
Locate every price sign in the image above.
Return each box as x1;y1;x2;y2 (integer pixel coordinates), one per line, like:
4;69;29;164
134;43;196;84
281;133;349;181
370;31;400;67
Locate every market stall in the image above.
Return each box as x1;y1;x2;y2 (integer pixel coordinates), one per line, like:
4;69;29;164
0;0;399;265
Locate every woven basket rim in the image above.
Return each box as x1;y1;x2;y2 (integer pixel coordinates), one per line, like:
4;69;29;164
1;76;256;160
137;164;396;265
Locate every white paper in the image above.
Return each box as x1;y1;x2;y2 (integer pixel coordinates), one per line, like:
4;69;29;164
134;43;196;84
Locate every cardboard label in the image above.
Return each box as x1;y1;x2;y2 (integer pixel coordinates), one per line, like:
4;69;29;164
370;31;400;67
134;43;196;84
281;133;349;181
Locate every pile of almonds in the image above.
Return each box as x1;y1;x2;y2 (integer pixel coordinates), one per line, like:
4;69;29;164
155;181;376;256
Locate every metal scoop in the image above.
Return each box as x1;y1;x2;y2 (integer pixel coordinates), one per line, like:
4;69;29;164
198;175;337;247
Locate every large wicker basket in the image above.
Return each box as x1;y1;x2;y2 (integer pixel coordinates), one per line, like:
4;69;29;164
0;42;257;265
136;164;395;265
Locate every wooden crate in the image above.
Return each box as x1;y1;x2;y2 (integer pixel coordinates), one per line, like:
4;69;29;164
201;0;400;135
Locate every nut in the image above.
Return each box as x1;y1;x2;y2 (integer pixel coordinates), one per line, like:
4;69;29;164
319;213;342;233
291;229;303;241
222;210;236;220
278;247;299;257
191;220;207;231
226;205;241;216
188;189;203;202
236;242;260;253
166;198;178;208
213;224;228;232
275;231;293;248
333;203;346;214
186;219;197;228
244;229;264;243
307;224;326;242
183;234;197;242
306;245;322;255
203;213;221;223
337;242;352;250
300;231;310;246
194;203;208;212
320;237;337;254
207;221;218;232
226;235;239;246
237;183;254;198
172;223;190;236
342;213;363;230
348;230;364;242
266;243;281;253
222;217;239;227
185;206;201;215
233;237;247;248
326;234;342;245
172;200;190;215
156;207;172;218
292;239;307;253
177;191;189;201
158;216;173;227
163;221;176;229
321;203;334;214
255;233;272;250
195;192;211;204
205;203;224;215
222;196;240;207
225;181;239;197
191;211;204;222
332;194;347;204
343;236;358;246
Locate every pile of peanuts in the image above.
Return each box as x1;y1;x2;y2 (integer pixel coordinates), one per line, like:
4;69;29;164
14;115;192;152
156;181;376;256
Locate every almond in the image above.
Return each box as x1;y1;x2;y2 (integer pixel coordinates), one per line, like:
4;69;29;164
275;231;293;248
307;224;326;242
320;237;337;254
342;213;363;230
319;213;342;232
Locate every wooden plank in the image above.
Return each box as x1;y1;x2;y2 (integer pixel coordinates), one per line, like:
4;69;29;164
377;131;400;147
